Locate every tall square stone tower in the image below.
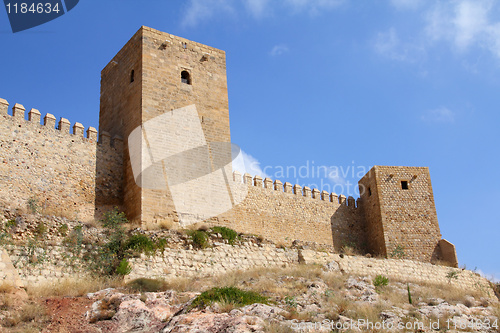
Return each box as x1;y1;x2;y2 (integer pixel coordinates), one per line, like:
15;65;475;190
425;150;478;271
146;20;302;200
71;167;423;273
358;166;443;262
99;26;231;224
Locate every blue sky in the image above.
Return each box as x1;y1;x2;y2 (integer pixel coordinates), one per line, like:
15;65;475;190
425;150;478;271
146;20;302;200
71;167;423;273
0;0;498;280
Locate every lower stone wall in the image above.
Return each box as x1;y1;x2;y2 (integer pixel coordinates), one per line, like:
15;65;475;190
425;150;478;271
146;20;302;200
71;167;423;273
0;243;495;299
299;250;494;297
126;243;298;281
2;244;85;286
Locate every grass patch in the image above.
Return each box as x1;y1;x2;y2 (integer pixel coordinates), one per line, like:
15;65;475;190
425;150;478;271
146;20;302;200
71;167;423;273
211;226;239;244
126;278;170;293
373;274;389;287
190;287;268;310
26;276;122;297
188;230;209;249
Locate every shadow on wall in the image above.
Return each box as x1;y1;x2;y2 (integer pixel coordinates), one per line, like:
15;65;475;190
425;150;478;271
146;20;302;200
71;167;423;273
330;205;368;255
94;133;124;221
431;239;459;268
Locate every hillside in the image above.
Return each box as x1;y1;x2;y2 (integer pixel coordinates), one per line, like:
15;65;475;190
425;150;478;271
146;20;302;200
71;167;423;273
0;210;498;332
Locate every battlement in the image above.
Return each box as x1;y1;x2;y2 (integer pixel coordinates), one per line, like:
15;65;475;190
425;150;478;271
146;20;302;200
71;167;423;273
0;97;123;221
0;97;122;148
232;170;358;208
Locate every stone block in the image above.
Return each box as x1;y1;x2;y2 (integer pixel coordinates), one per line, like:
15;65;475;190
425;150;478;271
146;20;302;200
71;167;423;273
28;108;41;123
12;103;25;118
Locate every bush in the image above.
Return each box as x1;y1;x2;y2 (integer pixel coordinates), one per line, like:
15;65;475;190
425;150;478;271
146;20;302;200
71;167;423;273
189;230;209;249
389;245;405;259
27;197;39;214
125;235;156;254
116;258;132;276
373;275;389;287
126;278;170;293
190;287;268;310
102;208;128;229
211;226;239;244
34;222;47;238
58;224;69;236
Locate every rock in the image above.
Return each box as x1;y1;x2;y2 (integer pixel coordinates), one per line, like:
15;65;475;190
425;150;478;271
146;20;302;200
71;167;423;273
162;311;265;333
239;303;286;321
112;299;161;332
323;261;340;272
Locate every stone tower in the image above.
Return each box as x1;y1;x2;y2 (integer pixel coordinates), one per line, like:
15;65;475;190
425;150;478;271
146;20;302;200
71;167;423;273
99;26;231;224
358;166;448;262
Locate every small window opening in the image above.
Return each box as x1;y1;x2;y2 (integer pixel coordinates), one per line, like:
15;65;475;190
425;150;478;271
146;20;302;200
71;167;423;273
368;187;372;196
181;70;191;85
401;181;409;190
130;70;135;83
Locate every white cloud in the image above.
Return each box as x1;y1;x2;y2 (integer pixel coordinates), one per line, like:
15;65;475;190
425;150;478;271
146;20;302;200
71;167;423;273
374;28;425;62
377;0;500;62
326;166;347;185
421;107;455;123
425;0;500;57
244;0;271;18
182;0;235;28
232;149;270;179
270;44;289;56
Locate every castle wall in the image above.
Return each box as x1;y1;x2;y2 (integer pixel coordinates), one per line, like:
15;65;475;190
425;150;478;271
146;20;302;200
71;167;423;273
100;27;144;222
209;173;367;250
359;166;442;262
0;99;123;221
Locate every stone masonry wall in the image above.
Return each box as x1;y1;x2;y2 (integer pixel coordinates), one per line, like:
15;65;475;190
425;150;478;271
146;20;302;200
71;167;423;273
359;166;442;262
0;98;123;221
207;172;366;250
126;246;494;297
2;244;84;286
1;242;492;297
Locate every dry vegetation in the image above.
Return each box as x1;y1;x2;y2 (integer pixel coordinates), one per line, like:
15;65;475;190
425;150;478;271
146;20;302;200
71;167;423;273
1;265;499;332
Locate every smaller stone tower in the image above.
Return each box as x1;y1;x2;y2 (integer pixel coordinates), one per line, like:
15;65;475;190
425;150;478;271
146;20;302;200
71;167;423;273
358;166;451;263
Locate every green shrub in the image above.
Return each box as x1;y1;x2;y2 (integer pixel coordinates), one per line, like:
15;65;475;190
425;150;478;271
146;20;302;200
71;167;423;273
34;222;47;238
211;226;239;244
58;224;69;236
102;208;128;229
125;234;156;254
190;287;268;310
389;245;405;259
116;258;132;276
155;237;168;252
5;219;16;229
189;230;209;249
373;275;389;287
446;270;460;283
27;197;39;214
126;278;169;293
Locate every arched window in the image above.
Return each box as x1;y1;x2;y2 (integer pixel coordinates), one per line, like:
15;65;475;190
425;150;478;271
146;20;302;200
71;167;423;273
130;70;135;83
181;70;191;85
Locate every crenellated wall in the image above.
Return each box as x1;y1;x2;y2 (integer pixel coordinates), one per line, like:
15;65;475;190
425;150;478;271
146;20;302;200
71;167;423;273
0;98;124;221
205;171;367;251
